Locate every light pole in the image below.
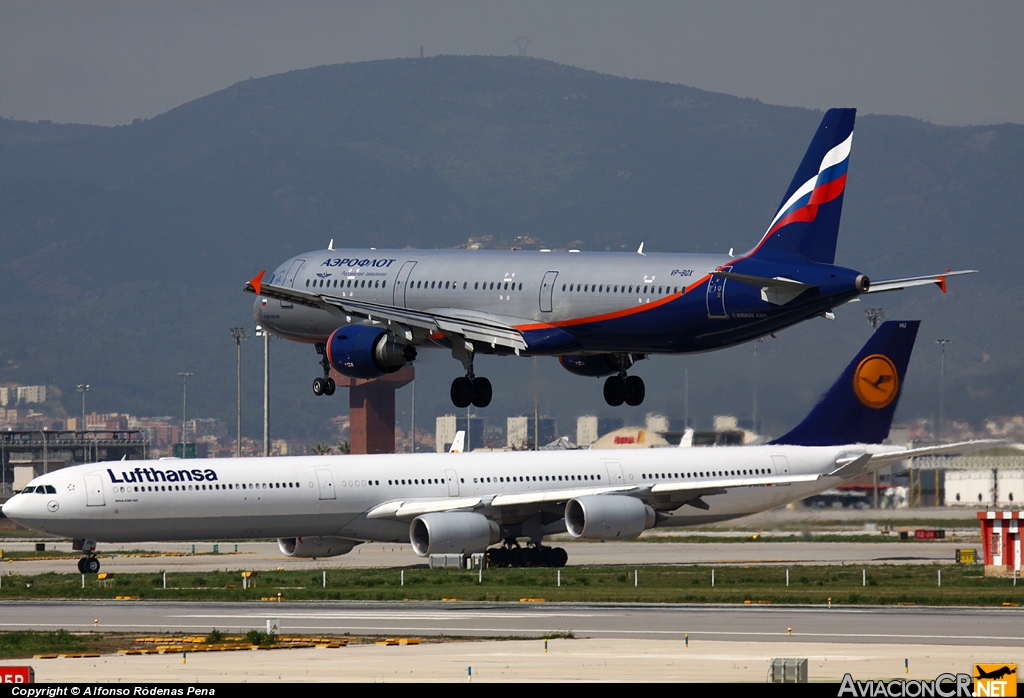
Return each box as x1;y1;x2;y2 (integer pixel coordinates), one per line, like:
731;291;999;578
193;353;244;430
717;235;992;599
935;339;951;442
177;372;193;458
76;384;90;462
229;328;249;457
255;325;270;457
752;338;765;434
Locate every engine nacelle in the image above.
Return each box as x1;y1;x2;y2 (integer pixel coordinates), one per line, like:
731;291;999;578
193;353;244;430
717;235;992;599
409;512;500;557
559;354;626;377
326;324;416;379
564;495;655;541
277;536;359;558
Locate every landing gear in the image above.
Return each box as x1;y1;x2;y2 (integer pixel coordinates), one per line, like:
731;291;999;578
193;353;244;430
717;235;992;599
604;374;645;407
77;556;100;574
449;342;492;408
312;376;335;396
486;542;567;568
311;343;336;396
450;376;492;408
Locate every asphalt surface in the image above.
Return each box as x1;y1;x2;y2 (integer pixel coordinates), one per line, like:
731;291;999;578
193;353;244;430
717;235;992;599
0;600;1019;646
0;538;974;574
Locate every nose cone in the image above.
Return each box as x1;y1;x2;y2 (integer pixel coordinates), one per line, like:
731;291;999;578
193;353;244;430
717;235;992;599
2;494;28;523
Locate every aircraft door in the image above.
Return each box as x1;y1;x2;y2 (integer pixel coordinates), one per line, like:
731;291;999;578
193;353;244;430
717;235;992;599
315;468;336;500
393;261;418;307
706;266;731;319
539;271;559;313
84;474;105;507
771;455;790;475
281;259;306;308
603;461;625;486
445;469;460;497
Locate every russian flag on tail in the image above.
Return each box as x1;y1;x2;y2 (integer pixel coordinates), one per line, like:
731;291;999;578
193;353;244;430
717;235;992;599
747;108;856;265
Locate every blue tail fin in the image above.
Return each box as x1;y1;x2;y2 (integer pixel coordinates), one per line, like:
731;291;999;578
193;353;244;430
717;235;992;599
747;108;856;265
771;320;919;446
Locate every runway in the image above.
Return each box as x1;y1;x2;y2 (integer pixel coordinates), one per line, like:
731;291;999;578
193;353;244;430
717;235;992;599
0;600;1019;646
0;538;970;575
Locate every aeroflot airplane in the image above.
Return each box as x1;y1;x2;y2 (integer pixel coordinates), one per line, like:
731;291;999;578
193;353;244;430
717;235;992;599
3;322;984;573
246;108;973;408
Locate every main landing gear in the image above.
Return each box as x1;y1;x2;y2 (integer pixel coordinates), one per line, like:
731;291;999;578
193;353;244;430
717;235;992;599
77;556;100;574
603;373;645;407
312;343;336;396
450;343;491;408
486;541;567;568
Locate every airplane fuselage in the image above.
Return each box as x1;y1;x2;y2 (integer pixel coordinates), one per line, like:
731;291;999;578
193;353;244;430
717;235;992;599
254;247;865;356
5;445;859;544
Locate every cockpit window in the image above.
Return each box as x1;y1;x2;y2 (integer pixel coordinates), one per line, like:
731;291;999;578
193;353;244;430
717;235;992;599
45;485;56;494
21;486;35;493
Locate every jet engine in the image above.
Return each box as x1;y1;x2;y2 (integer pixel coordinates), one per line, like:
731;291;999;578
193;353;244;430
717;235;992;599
326;324;416;379
564;495;656;541
409;512;500;557
558;354;627;377
277;536;359;558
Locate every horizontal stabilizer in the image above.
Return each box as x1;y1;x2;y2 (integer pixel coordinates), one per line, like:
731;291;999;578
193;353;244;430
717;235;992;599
712;271;814;305
866;269;977;294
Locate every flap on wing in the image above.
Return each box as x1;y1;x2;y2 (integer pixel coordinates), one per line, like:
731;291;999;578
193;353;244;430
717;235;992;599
649;473;822;494
865;269;977;294
365;486;638;521
323;297;530;352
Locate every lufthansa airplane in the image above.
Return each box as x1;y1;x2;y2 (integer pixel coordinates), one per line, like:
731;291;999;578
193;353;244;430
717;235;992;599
246;108;973;408
3;322;986;573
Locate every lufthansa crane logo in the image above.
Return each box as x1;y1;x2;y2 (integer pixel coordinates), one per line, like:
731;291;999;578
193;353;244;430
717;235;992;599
853;354;899;409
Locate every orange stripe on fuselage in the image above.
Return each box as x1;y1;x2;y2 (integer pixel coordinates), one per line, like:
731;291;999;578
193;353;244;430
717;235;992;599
514;285;699;332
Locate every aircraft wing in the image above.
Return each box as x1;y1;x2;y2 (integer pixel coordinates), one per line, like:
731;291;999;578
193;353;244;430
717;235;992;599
245;272;529;352
365;472;831;522
865;269;977;294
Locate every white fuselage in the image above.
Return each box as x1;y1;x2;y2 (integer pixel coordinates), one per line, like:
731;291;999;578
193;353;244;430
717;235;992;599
2;445;864;550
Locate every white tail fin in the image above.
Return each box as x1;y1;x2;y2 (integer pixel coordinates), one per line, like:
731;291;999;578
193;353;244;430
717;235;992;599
678;428;694;448
449;430;465;453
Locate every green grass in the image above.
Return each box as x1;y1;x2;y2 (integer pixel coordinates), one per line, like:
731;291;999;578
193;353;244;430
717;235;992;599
0;630;89;658
0;564;1019;605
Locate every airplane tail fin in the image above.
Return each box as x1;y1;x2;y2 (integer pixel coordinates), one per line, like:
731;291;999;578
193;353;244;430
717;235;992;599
771;320;919;446
747;108;856;265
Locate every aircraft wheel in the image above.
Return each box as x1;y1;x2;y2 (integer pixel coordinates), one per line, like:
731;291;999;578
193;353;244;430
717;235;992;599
312;377;327;396
323;377;336;396
624;375;646;406
471;377;492;408
451;377;473;408
85;557;100;574
603;376;626;406
551;548;568;568
77;558;87;574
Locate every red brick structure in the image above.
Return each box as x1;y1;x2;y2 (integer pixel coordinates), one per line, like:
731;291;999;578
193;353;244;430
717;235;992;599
977;510;1021;577
330;365;414;455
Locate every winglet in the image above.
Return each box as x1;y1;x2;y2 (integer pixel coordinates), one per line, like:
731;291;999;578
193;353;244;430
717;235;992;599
247;270;265;296
937;268;950;294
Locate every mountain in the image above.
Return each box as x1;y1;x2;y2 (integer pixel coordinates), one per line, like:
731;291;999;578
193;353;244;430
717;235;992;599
1;56;1022;442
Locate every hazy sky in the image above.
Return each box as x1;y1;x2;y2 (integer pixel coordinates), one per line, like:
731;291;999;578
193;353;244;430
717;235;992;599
1;1;1022;127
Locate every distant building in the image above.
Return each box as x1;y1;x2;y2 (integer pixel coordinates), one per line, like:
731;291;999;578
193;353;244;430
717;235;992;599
507;416;556;449
435;415;485;452
16;386;47;404
645;413;669;434
577;415;598;447
0;387;8;407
